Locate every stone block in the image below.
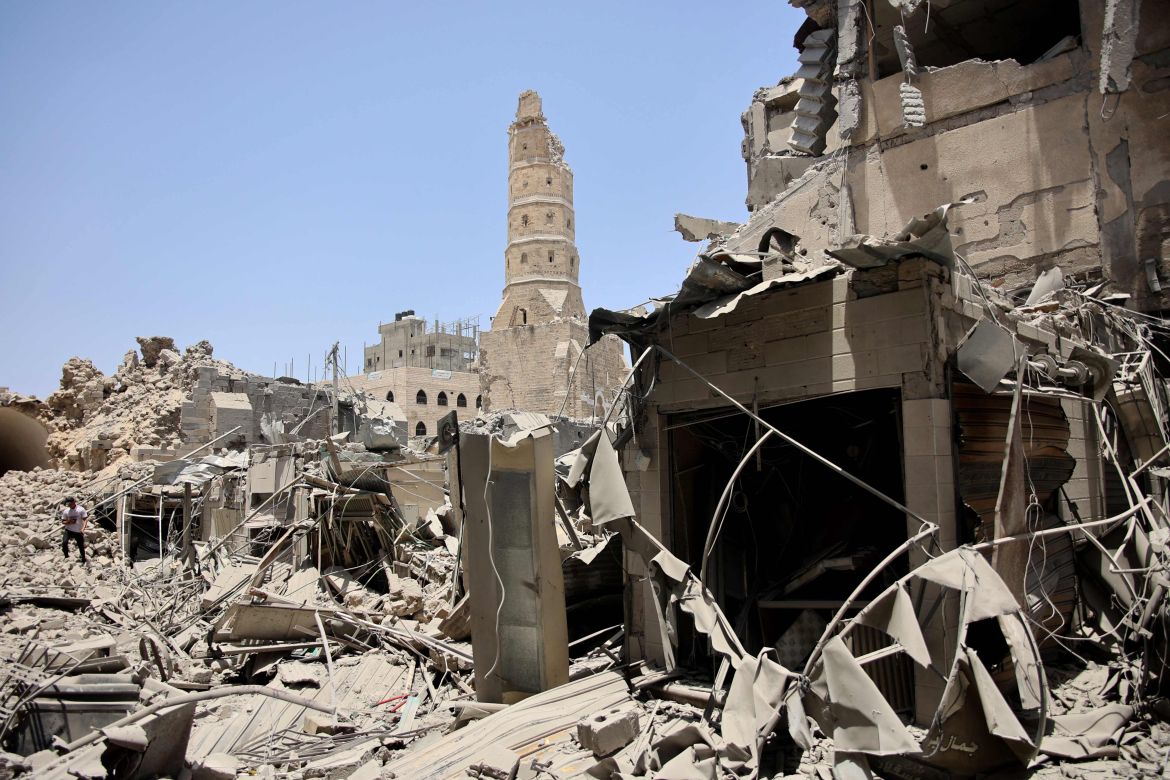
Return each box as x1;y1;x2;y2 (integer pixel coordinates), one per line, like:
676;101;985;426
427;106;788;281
576;704;640;757
467;744;519;780
303;712;355;736
189;753;240;780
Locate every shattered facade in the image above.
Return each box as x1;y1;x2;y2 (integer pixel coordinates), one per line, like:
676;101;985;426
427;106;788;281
742;0;1170;312
479;90;629;420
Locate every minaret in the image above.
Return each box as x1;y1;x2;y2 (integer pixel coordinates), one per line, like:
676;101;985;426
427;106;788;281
479;90;628;418
495;90;586;326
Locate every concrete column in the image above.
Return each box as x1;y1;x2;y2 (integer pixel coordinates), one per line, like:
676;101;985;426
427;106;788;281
901;397;959;725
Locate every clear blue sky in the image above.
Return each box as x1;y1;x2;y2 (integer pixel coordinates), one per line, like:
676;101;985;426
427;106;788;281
1;2;801;396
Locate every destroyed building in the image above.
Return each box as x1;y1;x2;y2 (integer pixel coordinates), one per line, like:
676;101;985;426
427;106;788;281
4;2;1170;779
576;0;1170;774
740;0;1168;307
479;90;629;420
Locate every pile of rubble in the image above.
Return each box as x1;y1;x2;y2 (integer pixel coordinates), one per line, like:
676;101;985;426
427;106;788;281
35;337;235;471
3;346;1170;779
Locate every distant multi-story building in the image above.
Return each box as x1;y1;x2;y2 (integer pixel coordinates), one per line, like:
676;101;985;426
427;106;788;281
362;311;477;374
350;312;481;438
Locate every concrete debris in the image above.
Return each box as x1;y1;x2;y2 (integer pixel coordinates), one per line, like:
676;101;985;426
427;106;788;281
576;703;641;757
673;213;741;243
0;336;636;778
790;29;837;155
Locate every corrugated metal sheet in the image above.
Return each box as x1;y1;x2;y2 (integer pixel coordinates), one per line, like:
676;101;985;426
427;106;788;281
953;381;1078;643
953;381;1075;541
849;624;915;715
186;653;409;761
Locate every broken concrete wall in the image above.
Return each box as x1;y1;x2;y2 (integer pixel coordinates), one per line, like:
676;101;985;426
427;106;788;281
646;273;935;412
1084;0;1170;310
180;366;330;448
743;1;1170;310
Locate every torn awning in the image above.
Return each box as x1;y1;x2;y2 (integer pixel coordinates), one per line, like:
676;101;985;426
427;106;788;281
828;202;963;270
152;453;247;485
589;255;839;344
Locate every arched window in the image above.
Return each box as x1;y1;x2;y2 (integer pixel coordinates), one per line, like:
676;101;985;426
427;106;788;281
437;391;448;407
520;214;529;227
385;390;394;402
416;390;427;405
415;421;427;436
457;393;467;408
521;252;528;264
476;395;483;409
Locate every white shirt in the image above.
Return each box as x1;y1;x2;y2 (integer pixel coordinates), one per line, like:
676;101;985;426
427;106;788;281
61;505;88;533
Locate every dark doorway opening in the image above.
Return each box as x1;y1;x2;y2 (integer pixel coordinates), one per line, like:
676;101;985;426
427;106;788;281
667;388;910;674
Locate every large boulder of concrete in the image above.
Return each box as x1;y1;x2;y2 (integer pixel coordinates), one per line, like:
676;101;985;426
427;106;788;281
136;336;177;368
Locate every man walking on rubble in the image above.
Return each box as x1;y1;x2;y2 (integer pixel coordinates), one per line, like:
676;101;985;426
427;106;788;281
60;496;88;564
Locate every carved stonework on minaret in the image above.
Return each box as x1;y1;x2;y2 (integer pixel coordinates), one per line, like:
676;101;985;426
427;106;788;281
480;91;629;419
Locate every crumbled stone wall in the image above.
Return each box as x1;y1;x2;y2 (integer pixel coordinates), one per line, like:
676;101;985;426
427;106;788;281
16;337;333;472
180;366;331;447
740;2;1170;309
37;338;219;471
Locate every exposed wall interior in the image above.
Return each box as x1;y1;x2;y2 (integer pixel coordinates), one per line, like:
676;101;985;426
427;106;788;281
870;0;1084;79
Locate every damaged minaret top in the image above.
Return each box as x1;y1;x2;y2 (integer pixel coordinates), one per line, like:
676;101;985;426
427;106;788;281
497;90;583;320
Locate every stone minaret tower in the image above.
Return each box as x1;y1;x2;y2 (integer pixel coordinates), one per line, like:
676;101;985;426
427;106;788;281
480;90;628;418
496;90;586;326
